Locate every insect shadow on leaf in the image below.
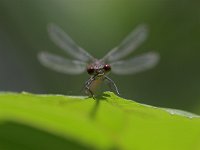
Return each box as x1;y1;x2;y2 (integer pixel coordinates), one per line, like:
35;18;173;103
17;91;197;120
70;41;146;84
89;93;111;119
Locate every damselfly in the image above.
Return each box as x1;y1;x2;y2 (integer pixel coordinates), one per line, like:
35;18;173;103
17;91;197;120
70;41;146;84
38;24;159;98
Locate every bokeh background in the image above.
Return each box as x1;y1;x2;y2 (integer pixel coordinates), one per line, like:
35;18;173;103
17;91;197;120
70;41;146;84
0;0;200;113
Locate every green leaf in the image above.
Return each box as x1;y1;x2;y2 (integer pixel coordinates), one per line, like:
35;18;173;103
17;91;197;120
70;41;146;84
0;92;200;150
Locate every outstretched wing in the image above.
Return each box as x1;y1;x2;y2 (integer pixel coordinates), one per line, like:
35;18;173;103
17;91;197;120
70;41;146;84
110;52;159;75
38;51;86;74
48;23;95;62
102;25;148;62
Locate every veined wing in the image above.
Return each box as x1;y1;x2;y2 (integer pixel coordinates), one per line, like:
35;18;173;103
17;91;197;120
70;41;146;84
111;52;159;75
38;51;86;74
48;23;95;62
102;25;148;62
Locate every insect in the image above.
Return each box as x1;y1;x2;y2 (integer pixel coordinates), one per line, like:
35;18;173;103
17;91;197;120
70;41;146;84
38;24;159;98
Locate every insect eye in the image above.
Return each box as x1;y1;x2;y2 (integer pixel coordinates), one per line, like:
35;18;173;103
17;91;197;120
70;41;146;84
103;64;111;72
87;67;95;75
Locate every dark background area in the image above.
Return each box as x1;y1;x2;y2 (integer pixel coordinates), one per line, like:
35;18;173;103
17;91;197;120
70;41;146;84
0;0;200;113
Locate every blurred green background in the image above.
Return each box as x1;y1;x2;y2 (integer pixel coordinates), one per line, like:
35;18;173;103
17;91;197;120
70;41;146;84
0;0;200;113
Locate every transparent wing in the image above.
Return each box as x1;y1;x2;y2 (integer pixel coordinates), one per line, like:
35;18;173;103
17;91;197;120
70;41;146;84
38;51;86;74
48;23;95;62
102;24;148;62
111;52;159;75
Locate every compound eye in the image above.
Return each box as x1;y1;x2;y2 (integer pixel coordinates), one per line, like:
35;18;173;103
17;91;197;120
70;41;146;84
87;67;95;75
103;64;111;72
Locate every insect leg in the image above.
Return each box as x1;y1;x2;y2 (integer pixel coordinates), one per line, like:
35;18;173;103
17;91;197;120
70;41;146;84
84;76;96;99
104;75;120;95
